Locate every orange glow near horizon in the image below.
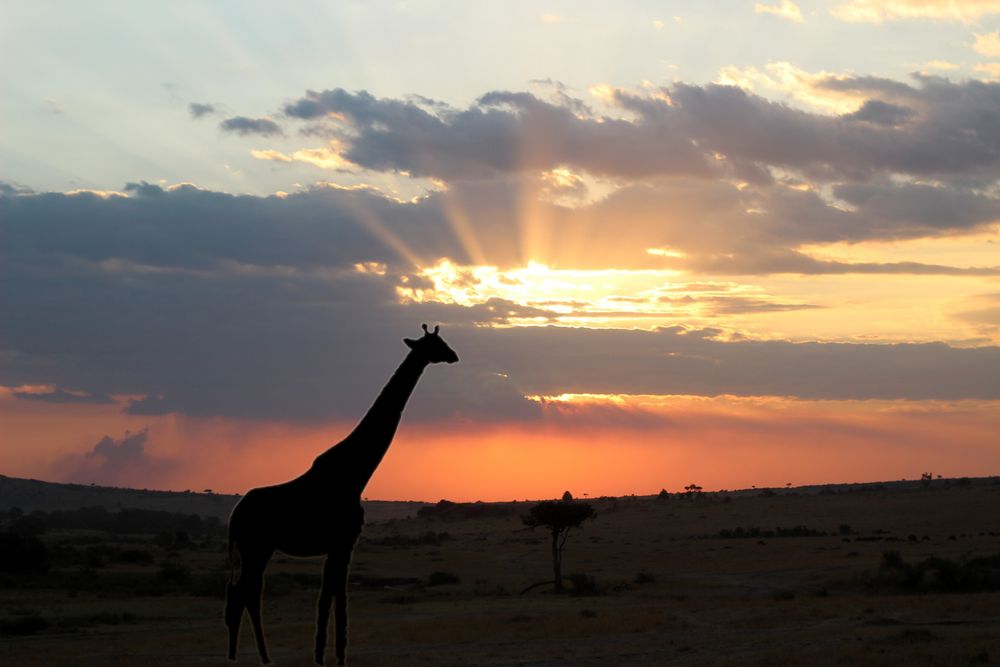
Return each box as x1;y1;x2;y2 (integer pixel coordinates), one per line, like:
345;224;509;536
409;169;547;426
3;387;998;502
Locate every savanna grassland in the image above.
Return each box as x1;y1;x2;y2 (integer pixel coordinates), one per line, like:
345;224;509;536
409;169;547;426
2;475;1000;666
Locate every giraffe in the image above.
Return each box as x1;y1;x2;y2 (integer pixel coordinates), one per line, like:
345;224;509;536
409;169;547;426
225;324;459;666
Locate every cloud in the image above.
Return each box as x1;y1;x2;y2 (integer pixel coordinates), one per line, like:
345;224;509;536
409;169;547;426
250;148;293;163
973;30;1000;57
832;0;1000;23
974;62;1000;79
276;76;1000;188
462;326;1000;402
1;182;999;427
12;387;112;404
843;99;915;125
57;428;175;487
920;60;960;71
754;0;805;22
219;116;283;137
189;102;217;118
281;87;712;180
955;293;1000;328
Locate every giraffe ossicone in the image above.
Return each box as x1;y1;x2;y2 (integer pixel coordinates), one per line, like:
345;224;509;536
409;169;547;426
225;324;458;665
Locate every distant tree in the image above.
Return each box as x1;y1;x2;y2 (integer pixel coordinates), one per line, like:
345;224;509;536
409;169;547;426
920;472;933;488
562;490;573;501
683;484;703;498
0;532;48;573
522;499;596;592
658;488;669;500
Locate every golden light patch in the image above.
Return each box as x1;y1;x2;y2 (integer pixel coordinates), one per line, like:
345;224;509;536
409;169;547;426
974;30;1000;57
974;62;1000;80
588;83;618;104
292;146;354;170
354;261;387;275
541;167;584;191
396;259;819;330
754;0;805;23
250;149;293;163
832;0;1000;23
646;247;686;259
717;62;871;114
65;189;128;199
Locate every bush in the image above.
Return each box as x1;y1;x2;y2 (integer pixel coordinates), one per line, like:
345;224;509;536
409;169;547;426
0;614;48;636
116;548;154;564
0;532;49;573
157;559;189;583
634;571;656;584
416;500;516;520
716;525;827;539
567;573;603;596
867;551;1000;593
365;531;451;547
427;571;461;586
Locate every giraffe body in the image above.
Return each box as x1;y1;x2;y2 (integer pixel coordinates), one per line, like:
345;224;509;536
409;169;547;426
225;325;458;665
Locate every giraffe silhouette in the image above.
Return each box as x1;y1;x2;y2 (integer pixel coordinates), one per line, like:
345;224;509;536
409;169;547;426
225;324;459;665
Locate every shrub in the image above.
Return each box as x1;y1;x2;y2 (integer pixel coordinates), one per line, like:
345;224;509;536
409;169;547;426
0;531;48;573
634;571;656;584
567;572;603;596
867;551;1000;593
365;531;451;547
427;571;461;586
157;559;189;583
0;614;48;636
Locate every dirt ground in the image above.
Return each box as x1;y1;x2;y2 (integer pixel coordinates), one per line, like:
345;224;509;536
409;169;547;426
3;480;1000;666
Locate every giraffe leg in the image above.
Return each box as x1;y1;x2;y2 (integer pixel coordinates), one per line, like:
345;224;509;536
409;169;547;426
225;580;244;660
333;562;349;667
315;556;342;665
243;559;272;665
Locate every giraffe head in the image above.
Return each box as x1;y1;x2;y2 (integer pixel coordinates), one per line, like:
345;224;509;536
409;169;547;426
404;323;460;364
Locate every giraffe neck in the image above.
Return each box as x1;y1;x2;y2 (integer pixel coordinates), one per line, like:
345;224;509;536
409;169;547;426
353;350;428;442
315;350;429;490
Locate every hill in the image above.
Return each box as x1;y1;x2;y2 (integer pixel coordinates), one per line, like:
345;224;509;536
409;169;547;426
0;475;427;523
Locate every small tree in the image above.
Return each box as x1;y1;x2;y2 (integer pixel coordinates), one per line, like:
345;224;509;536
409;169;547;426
522;499;596;592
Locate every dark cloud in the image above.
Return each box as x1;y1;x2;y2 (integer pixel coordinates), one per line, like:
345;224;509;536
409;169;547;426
466;326;1000;402
695;297;822;315
219;116;283;137
0;181;34;196
13;388;112;404
2;184;998;425
832;182;1000;232
843;99;915;126
278;76;1000;182
189;102;217;118
282;88;712;179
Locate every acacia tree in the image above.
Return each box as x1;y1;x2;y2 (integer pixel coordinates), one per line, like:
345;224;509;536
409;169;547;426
522;499;596;592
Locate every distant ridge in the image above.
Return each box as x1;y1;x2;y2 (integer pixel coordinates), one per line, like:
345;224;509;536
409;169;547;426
2;474;998;523
0;475;428;522
0;474;241;521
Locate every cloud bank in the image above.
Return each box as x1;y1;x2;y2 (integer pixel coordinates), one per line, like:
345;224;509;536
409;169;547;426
2;182;999;424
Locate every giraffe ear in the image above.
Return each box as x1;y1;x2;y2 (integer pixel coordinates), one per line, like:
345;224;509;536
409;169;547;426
404;337;418;349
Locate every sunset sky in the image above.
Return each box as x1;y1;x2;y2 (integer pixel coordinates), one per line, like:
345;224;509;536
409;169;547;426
2;0;1000;500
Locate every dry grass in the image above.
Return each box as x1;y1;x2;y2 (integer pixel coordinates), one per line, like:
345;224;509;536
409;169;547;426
3;480;1000;665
